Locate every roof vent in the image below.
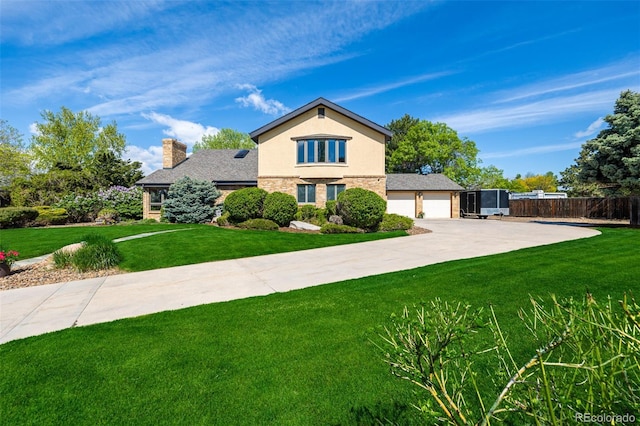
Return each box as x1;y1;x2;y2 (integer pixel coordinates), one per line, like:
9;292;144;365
234;149;250;159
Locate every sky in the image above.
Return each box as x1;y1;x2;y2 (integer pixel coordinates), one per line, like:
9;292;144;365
1;0;639;179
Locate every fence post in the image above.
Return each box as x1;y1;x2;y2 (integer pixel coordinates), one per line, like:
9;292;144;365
631;197;639;227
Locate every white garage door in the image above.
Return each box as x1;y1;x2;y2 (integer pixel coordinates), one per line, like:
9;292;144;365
423;193;451;218
387;192;415;218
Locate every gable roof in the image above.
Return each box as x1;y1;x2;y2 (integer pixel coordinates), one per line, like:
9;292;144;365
136;149;258;186
249;97;393;143
386;173;465;191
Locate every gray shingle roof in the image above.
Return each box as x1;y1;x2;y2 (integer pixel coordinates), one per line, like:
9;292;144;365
249;98;393;143
386;173;464;191
136;149;258;186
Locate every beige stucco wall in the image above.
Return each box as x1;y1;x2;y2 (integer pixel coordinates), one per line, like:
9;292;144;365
257;106;386;180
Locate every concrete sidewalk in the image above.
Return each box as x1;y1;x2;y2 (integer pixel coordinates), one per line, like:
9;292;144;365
0;220;600;344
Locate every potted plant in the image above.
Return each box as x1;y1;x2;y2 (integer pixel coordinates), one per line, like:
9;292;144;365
0;249;19;278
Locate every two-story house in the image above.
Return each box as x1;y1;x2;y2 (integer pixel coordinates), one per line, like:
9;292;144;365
137;98;463;220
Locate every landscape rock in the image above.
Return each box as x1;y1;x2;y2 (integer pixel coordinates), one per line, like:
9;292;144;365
328;215;343;225
289;221;321;231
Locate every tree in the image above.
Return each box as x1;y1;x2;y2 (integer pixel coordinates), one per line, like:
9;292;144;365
572;90;640;195
559;164;603;197
30;106;126;171
0;119;31;190
192;128;255;152
388;120;480;187
467;165;510;190
385;114;420;172
509;172;559;192
88;151;144;188
163;177;221;223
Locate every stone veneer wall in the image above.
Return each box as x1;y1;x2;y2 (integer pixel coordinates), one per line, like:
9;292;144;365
258;176;386;207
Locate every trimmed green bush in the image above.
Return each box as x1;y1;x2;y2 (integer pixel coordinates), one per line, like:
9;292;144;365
263;192;298;226
97;208;119;223
163;177;221;223
0;207;39;228
336;188;386;231
325;200;337;216
216;211;231;226
33;206;68;226
296;204;318;221
320;223;362;234
224;187;268;223
237;218;279;231
379;213;414;231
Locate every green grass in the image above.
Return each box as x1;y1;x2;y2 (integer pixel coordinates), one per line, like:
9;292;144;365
1;228;638;425
0;223;406;271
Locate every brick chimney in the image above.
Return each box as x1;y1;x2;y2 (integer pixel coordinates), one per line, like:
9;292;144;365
162;138;187;169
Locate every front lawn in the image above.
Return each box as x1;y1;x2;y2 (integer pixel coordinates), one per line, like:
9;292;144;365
1;228;638;424
0;223;406;271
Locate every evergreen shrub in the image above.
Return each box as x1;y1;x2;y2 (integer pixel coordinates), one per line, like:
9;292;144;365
237;218;279;230
224;187;268;223
263;192;298;226
0;207;39;228
33;206;68;226
320;223;362;234
379;213;414;231
163;177;221;223
336;188;386;230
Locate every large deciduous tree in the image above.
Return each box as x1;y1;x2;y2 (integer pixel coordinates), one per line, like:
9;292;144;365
0;119;31;190
30;106;126;171
388;120;480;187
192;128;255;152
571;90;640;195
385;114;420;172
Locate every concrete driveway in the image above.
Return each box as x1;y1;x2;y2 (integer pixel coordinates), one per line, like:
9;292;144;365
0;219;600;344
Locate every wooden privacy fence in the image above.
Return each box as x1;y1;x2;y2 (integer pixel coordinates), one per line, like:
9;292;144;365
509;197;639;223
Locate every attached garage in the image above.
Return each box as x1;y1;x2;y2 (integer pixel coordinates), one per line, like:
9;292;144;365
387;192;416;218
386;173;464;219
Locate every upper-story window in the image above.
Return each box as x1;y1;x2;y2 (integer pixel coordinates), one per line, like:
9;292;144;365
297;139;346;164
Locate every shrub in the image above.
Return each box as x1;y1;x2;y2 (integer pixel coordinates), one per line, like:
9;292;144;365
320;223;362;234
54;193;102;222
379;213;414;231
325;200;337;216
296;204;318;221
97;208;119;224
97;186;143;220
224;187;268;223
33;206;68;226
0;207;39;229
52;249;73;269
263;192;298;226
163;177;221;223
336;188;386;230
237;218;279;231
216;211;231;226
71;234;122;272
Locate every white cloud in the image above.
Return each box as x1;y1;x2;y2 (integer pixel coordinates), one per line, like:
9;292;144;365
235;85;291;115
574;117;604;138
334;71;456;102
28;123;40;135
141;112;219;146
124;145;163;176
480;142;583;160
434;88;624;134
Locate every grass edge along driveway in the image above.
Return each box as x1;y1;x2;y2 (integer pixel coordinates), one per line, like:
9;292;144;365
0;223;407;271
0;227;638;425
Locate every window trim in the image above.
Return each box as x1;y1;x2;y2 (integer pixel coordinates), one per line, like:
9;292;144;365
296;138;347;164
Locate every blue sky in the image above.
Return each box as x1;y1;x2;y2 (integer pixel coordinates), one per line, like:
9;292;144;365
1;1;639;179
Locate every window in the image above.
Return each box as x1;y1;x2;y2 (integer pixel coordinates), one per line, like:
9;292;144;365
150;188;168;211
297;184;316;203
318;107;325;118
326;184;346;201
296;139;346;164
